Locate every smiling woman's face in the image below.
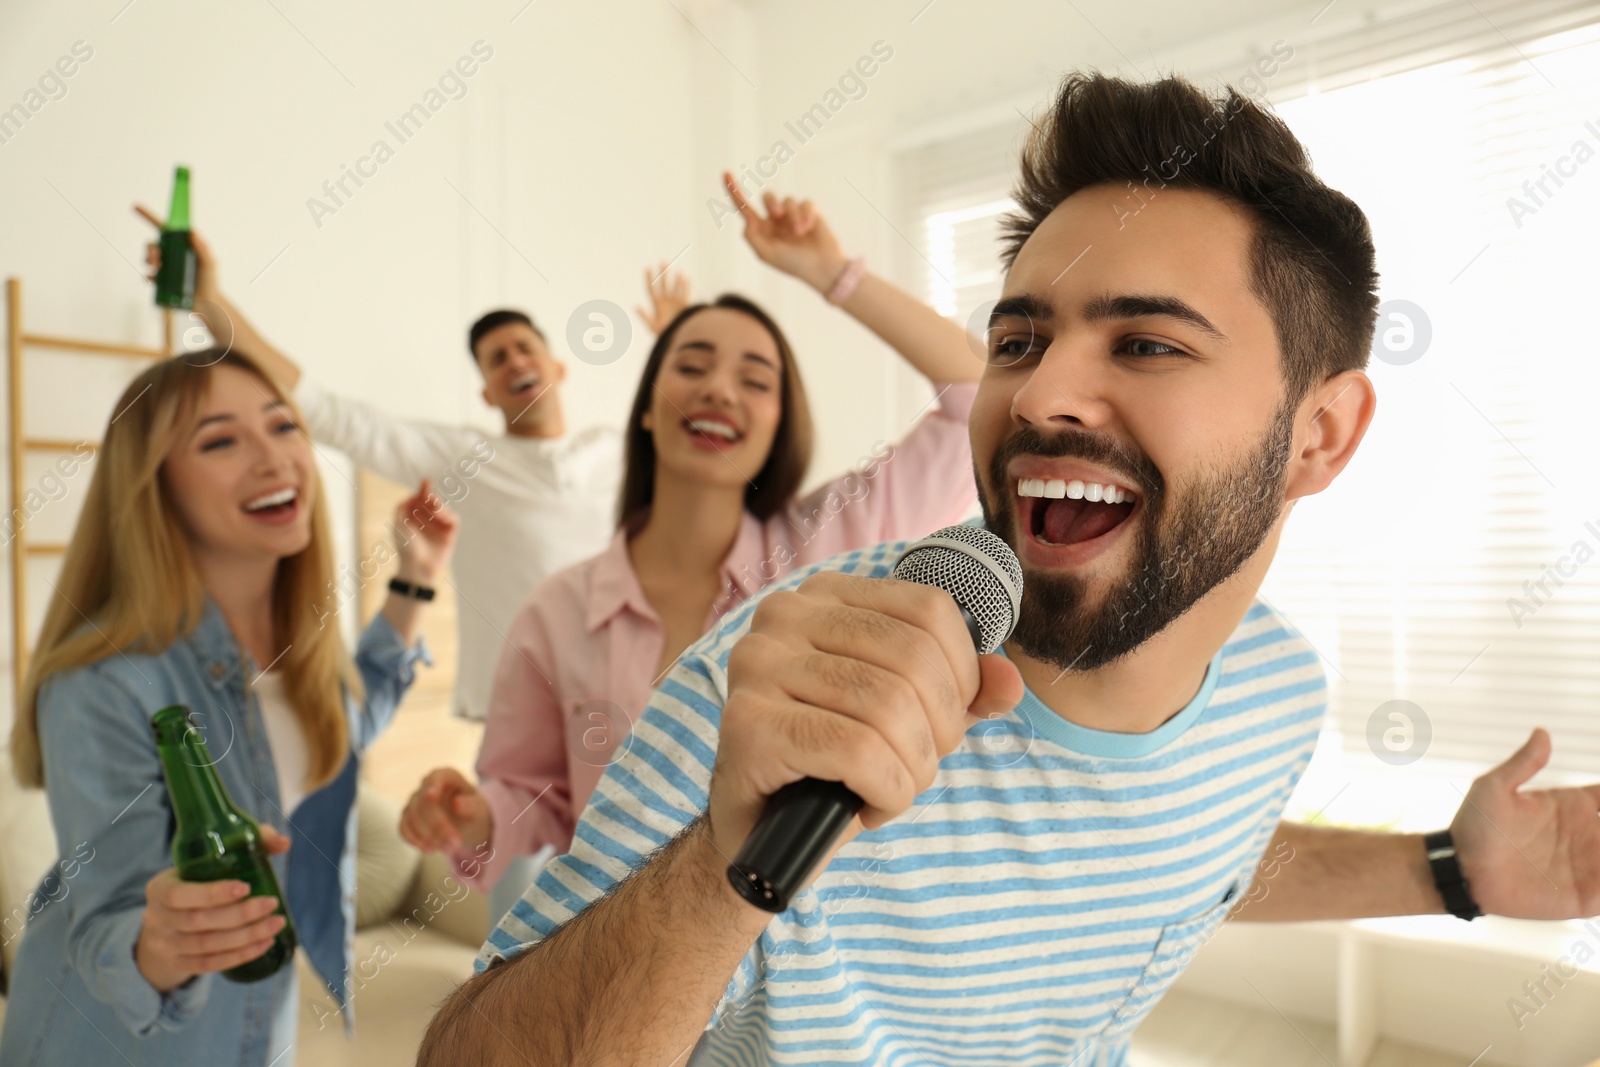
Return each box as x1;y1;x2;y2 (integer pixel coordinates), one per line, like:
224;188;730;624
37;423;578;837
643;306;785;491
160;363;316;565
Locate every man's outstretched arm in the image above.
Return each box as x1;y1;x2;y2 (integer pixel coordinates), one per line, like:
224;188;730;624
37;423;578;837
1233;728;1600;922
419;571;1022;1063
1227;821;1441;921
418;816;770;1067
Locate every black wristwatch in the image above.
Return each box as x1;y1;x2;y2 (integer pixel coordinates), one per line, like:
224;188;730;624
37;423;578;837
1424;829;1483;921
388;577;436;602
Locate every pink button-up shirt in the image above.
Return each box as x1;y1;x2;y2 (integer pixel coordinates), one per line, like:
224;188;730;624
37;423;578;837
454;382;979;888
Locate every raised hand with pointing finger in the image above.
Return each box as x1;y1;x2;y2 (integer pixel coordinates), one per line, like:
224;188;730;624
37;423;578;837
720;170;980;384
722;170;852;295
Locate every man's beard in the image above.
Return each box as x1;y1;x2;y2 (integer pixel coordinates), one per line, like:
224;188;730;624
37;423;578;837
978;401;1295;673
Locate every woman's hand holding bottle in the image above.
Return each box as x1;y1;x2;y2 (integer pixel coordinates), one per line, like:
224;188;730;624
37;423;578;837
134;825;291;993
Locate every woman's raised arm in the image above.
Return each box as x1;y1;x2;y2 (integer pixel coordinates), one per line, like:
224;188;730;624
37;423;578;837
722;171;980;386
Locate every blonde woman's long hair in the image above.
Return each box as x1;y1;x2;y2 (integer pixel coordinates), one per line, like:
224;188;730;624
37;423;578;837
11;347;359;790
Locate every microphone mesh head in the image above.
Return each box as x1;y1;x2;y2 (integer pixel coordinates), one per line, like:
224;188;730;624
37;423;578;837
891;525;1023;654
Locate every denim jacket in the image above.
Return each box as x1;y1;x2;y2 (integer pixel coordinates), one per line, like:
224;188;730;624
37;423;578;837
0;599;428;1066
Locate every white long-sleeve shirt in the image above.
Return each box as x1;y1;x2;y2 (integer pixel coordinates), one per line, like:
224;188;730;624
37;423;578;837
295;381;622;722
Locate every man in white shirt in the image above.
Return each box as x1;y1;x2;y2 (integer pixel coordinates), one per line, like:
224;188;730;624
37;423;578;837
141;205;630;725
287;310;622;726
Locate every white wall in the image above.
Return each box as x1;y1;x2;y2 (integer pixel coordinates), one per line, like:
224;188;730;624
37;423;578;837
0;0;709;696
0;0;707;419
0;0;1357;679
0;0;1340;695
716;0;1320;479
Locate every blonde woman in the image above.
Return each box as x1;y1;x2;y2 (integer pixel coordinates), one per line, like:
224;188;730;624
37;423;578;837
1;349;457;1066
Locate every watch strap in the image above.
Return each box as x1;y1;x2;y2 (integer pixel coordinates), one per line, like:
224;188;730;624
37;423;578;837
388;577;436;602
1424;829;1483;921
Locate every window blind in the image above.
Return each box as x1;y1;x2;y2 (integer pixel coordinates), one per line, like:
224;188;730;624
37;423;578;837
896;121;1026;325
896;0;1600;778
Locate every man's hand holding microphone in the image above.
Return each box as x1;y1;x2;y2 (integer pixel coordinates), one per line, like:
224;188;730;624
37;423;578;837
712;526;1025;911
419;528;1024;1067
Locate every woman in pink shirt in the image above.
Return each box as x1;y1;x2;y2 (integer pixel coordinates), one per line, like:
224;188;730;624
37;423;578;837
399;175;982;899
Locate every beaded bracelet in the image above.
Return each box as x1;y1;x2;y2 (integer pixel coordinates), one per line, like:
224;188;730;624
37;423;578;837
825;256;867;304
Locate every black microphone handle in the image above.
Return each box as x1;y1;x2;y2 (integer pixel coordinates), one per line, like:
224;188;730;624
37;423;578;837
726;607;985;913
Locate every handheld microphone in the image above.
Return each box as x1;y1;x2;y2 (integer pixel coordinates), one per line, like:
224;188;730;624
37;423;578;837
726;524;1023;913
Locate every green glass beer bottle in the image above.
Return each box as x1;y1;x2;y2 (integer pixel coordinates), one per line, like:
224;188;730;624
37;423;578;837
153;166;197;310
149;705;297;983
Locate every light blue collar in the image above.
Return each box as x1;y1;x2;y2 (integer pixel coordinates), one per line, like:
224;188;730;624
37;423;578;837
960;514;1222;757
1005;645;1222;759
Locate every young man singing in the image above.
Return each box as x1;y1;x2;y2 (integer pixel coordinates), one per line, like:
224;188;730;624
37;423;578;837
417;73;1600;1066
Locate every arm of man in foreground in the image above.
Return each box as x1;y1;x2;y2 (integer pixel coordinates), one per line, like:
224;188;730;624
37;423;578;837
1232;727;1600;921
417;815;769;1066
416;572;1020;1065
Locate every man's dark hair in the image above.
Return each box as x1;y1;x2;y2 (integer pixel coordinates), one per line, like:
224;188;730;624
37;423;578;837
1001;73;1380;403
468;309;545;362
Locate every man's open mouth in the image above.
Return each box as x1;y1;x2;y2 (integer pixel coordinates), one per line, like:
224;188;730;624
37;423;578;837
510;374;541;397
1017;477;1138;546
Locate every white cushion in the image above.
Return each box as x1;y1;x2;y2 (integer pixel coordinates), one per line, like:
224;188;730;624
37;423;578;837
353;787;422;931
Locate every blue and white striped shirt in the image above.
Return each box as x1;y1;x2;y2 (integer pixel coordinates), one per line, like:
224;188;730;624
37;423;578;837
481;538;1326;1066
